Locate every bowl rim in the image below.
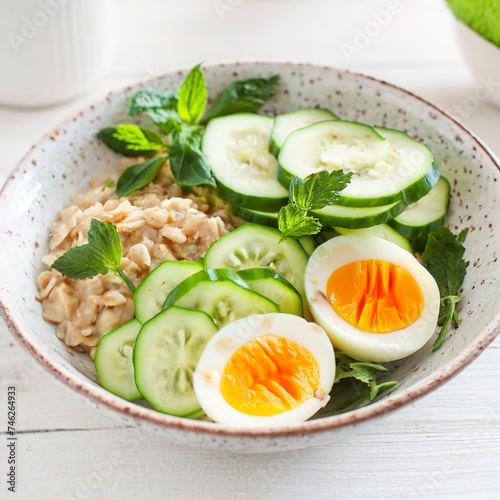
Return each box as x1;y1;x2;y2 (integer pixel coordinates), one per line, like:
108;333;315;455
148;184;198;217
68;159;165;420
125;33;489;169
1;60;500;439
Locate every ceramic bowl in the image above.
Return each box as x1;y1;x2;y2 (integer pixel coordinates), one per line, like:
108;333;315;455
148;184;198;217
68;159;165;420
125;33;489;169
1;62;499;453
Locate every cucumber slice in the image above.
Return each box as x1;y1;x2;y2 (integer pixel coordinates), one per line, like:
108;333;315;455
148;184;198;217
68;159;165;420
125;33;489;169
313;199;406;229
270;108;338;156
164;268;279;327
234;206;279;228
278;120;438;207
237;268;303;316
202;113;288;211
388;176;450;253
94;319;142;401
134;259;204;324
203;223;308;304
133;306;218;416
298;235;316;256
334;224;412;252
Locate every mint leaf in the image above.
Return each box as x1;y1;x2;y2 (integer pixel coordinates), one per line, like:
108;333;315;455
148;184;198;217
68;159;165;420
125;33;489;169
51;219;135;292
116;156;166;198
128;89;177;116
177;64;207;124
201;75;280;123
421;226;469;350
97;126;163;157
278;205;321;240
112;124;164;152
146;109;182;134
169;136;216;188
292;170;353;210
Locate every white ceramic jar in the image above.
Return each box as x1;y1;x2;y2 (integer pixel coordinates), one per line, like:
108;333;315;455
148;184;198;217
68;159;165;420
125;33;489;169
0;0;115;107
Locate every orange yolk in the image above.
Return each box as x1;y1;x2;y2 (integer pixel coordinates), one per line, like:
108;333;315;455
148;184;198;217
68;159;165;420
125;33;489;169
220;334;320;416
326;259;424;333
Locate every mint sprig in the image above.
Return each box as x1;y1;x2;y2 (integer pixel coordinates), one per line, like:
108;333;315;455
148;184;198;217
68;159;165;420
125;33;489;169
421;226;469;351
97;126;164;157
278;170;352;240
51;219;135;293
116;156;167;198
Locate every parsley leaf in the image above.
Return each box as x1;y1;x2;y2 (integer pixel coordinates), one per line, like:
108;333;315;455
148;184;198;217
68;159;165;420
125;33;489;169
421;226;469;351
278;205;321;240
278;170;352;240
177;64;207;124
51;219;135;292
201;75;280;123
291;170;353;210
128;89;177;116
116;156;167;198
97;125;164;156
311;351;397;418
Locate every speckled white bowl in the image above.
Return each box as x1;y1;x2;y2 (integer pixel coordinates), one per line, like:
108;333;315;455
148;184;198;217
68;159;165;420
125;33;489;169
1;62;499;453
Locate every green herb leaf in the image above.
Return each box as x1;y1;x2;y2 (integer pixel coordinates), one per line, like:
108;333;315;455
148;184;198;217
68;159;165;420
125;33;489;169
177;64;207;124
112;124;164;152
334;351;398;402
146;109;182;134
128;89;177;116
421;226;469;350
201;75;280;123
278;205;321;240
116;156;167;198
51;219;135;292
291;170;353;210
97;126;164;157
169;135;216;188
311;351;397;418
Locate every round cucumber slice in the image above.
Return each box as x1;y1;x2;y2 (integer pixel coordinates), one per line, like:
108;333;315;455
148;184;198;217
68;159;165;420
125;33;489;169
94;319;142;401
313;199;406;229
164;268;279;327
334;224;412;252
233;206;279;228
278;120;438;207
133;306;218;416
134;259;204;324
203;223;308;304
202;113;288;211
237;268;303;316
298;235;316;256
270;108;338;156
388;176;450;253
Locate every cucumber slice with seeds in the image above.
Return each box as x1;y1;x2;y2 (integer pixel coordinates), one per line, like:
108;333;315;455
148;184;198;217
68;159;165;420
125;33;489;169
164;268;279;327
202;113;288;211
278;120;438;207
237;268;303;316
94;319;142;401
388;176;450;253
133;306;218;416
203;224;308;305
134;259;204;324
270;108;338;156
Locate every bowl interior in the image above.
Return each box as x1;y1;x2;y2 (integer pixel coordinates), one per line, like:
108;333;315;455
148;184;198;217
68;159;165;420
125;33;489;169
1;62;499;446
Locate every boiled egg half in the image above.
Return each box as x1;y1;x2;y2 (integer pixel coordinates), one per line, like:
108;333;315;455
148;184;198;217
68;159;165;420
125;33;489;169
193;313;335;427
305;235;440;362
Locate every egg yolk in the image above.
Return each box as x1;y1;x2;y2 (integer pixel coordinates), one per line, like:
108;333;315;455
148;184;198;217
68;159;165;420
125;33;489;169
220;334;320;416
327;259;424;333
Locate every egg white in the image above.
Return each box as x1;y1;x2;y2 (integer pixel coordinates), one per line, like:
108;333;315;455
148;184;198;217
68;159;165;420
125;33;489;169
193;313;335;427
305;235;440;362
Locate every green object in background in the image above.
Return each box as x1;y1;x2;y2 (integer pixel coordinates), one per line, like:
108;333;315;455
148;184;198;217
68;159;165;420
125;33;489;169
447;0;500;47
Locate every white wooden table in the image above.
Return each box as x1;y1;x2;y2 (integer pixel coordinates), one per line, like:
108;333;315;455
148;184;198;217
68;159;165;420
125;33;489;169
1;1;499;498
